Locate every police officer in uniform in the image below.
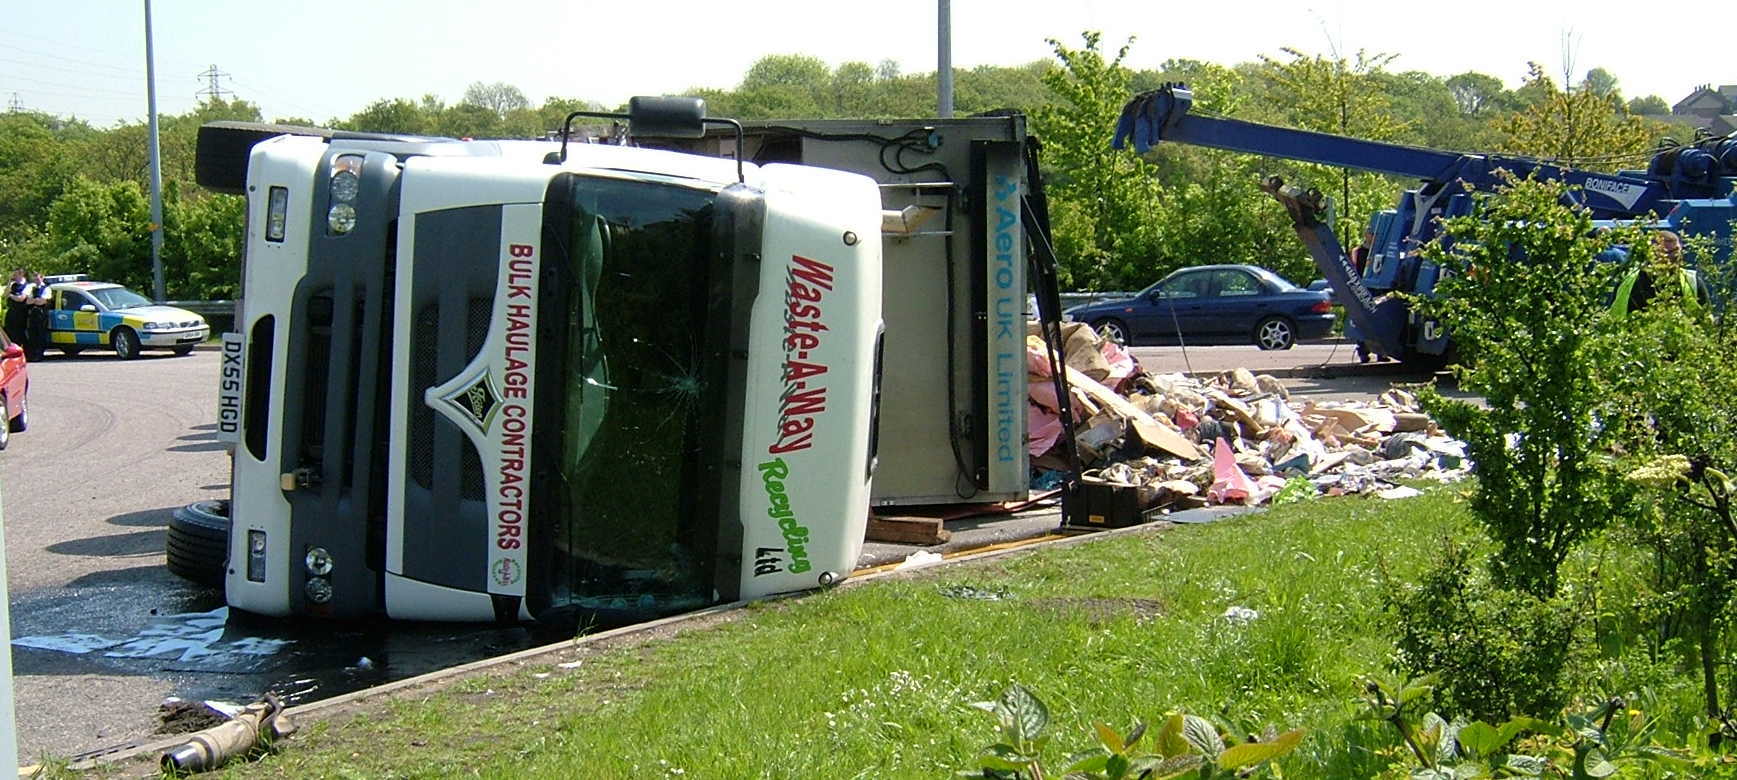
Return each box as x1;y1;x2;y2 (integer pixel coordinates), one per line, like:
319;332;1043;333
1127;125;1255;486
4;269;28;346
25;272;51;360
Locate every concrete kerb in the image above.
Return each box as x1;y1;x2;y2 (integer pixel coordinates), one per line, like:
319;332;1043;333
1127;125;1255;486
70;505;1260;773
1183;360;1423;381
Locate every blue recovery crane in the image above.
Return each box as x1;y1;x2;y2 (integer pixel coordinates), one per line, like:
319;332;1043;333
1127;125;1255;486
1113;84;1737;361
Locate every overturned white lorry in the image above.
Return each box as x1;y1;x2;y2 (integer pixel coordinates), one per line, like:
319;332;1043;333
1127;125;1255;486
194;99;1038;623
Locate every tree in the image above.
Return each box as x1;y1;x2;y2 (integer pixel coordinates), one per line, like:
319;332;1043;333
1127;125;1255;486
342;98;429;134
741;54;830;91
0;113;80;241
461;81;530;118
432;102;503;139
954;61;1053;116
1606;254;1737;741
162;182;244;298
1412;176;1637;598
43;176;152;286
1445;71;1508;116
1579;67;1621;103
1032;32;1169;290
1250;48;1411;250
1497;63;1653;169
1627;95;1669;115
829;61;876;116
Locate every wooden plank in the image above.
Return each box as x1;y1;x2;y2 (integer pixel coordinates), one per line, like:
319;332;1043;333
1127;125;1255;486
866;514;952;545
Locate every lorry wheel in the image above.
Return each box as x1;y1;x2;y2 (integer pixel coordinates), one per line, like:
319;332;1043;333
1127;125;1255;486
1092;318;1130;346
1254;316;1296;350
166;501;229;587
112;327;141;360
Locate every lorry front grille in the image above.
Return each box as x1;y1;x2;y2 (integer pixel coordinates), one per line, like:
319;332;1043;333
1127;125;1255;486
409;303;439;490
398;204;508;594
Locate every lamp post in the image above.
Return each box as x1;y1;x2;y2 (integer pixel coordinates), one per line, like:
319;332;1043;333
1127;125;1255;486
937;0;953;118
145;0;166;302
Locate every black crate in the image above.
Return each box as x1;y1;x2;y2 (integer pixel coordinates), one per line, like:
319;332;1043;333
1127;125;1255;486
1063;479;1162;529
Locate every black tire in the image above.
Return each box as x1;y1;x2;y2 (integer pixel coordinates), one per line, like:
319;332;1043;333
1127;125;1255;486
1092;318;1130;346
8;387;25;433
166;501;229;587
1254;316;1296;350
60;345;83;356
172;344;195;356
0;395;10;451
112;326;141;360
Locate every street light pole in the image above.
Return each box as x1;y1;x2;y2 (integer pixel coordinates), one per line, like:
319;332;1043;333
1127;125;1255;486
145;0;166;302
937;0;953;118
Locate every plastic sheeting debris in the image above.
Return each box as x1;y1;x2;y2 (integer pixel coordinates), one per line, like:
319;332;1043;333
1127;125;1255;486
895;551;945;571
1222;606;1260;624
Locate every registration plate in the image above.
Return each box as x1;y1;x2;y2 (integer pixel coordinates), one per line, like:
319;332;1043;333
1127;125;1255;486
216;332;244;443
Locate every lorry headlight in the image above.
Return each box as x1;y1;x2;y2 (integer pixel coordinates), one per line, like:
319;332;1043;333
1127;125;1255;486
330;154;364;204
305;547;333;576
265;187;289;242
330;171;360;202
327;203;357;235
246;530;268;583
304;576;334;604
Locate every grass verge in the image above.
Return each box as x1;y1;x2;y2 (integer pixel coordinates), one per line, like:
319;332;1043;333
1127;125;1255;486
207;492;1470;778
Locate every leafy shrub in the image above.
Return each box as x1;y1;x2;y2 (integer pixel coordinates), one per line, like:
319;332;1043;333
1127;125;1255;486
1387;541;1580;721
1412;176;1639;599
1359;675;1690;778
961;684;1302;779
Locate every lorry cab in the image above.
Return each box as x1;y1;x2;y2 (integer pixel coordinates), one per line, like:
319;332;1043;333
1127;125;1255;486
205;112;883;623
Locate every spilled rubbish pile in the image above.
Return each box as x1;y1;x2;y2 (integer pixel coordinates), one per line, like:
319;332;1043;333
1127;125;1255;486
1026;323;1467;517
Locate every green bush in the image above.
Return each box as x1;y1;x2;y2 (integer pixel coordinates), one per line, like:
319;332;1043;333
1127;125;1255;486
1413;176;1640;599
1387;541;1580;721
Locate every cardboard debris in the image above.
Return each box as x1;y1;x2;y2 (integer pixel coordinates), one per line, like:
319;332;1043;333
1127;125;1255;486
1024;320;1468;512
1303;401;1399;434
1064;366;1205;461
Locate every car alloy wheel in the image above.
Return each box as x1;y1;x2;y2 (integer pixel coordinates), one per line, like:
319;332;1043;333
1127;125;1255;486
1093;319;1129;346
1255;317;1295;350
112;327;140;360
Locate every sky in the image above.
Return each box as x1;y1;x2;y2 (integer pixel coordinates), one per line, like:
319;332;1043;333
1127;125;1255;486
4;1;1731;128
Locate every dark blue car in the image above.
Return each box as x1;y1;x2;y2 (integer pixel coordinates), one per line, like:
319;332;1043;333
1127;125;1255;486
1064;264;1334;349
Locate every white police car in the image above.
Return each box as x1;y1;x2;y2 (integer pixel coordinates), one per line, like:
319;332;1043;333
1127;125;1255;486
43;275;209;359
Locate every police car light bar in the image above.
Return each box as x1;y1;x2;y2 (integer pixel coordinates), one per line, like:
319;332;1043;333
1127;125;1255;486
41;274;90;284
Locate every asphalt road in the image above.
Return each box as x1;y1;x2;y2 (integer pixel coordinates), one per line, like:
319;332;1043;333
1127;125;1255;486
0;348;230;760
0;341;1443;762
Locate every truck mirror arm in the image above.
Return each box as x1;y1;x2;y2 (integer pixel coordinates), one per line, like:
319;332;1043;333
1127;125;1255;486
559;97;745;183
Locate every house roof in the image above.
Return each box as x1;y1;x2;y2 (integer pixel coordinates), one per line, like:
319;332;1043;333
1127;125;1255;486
1674;87;1728;113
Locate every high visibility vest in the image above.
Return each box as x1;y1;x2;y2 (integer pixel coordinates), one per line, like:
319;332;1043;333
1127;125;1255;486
1611;267;1701;317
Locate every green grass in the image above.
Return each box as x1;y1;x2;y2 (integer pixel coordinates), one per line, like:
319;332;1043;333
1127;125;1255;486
211;493;1475;778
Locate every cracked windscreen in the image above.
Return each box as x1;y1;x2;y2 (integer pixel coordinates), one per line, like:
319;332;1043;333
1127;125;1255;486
532;174;725;624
